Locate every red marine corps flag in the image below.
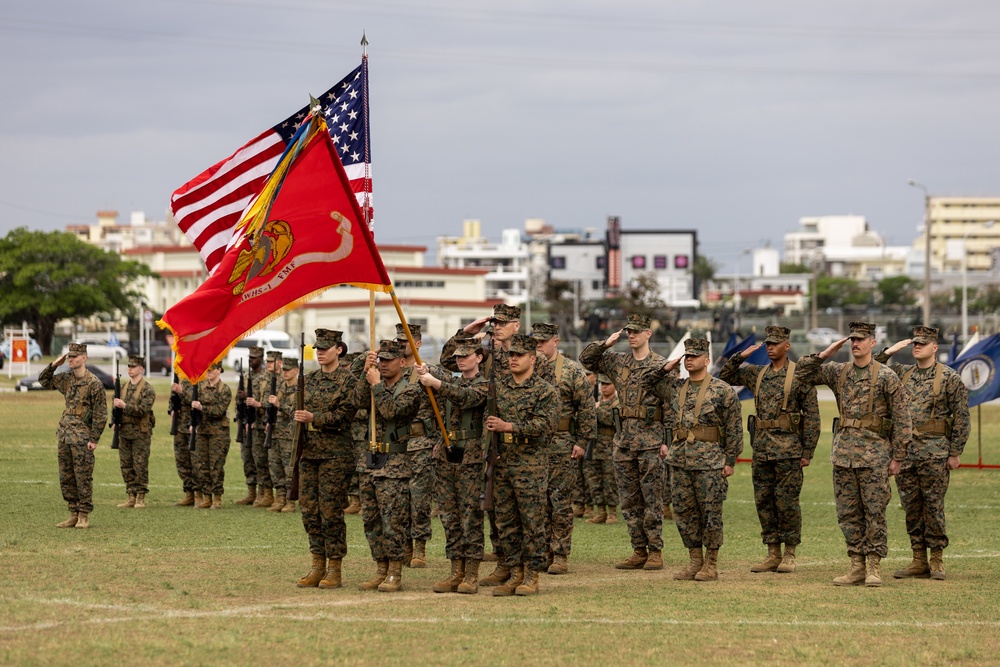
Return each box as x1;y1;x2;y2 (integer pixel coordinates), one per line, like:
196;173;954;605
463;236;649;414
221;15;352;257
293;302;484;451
159;110;391;382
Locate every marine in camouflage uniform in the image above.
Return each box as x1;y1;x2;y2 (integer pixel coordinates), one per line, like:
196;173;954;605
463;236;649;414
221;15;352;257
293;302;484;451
39;343;108;529
248;348;275;508
875;325;970;580
260;351;287;510
270;356;300;513
191;361;232;509
342;352;363;515
585;374;620;524
113;354;157;509
417;337;489;593
719;325;820;573
579;313;669;571
484;334;559;596
353;339;423;592
796;321;912;587
645;338;743;582
234;347;265;505
532;322;596;575
169;377;196;505
293;330;360;589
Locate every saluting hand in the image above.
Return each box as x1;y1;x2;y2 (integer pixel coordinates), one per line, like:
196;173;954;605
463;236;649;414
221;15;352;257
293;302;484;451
885;339;912;356
819;338;849;360
662;357;682;373
741;342;764;359
604;329;624;347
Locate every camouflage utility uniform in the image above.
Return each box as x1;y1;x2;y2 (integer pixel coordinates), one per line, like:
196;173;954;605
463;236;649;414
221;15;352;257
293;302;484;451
170;380;195;496
193;379;232;498
250;364;274;496
117;376;157;497
240;364;266;489
586;394;620;510
272;361;298;501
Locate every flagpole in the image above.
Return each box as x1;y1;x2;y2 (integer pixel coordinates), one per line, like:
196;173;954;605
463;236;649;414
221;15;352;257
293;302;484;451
361;31;378;454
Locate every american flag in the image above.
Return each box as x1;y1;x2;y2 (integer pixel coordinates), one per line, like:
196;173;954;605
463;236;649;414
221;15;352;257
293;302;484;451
171;61;372;274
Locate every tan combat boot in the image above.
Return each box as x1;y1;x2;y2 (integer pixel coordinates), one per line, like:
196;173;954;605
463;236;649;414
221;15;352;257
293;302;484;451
582;505;595;519
457;559;481;594
344;494;361;514
492;565;524;596
193;492;203;507
929;549;945;580
297;553;326;588
197;493;212;509
254;487;274;508
175;491;195;507
615;548;648;570
832;554;866;586
268;492;286;512
479;564;511;587
573;504;585;518
673;547;704;580
893;548;930;579
605;506;618;524
56;512;78;528
643;550;664;571
75;513;90;529
515;569;540;596
410;540;427;568
211;494;223;509
319;558;342;589
865;554;883;587
695;549;719;581
234;485;256;505
433;559;466;593
750;543;783;573
483;551;498;562
134;493;146;509
776;544;797;573
403;540;414;568
117;493;136;508
282;500;296;513
587;505;608;524
377;560;404;592
663;504;673;521
358;560;389;591
548;555;568;575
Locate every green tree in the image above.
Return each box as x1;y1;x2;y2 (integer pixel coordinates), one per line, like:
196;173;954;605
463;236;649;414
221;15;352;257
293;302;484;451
877;276;918;307
779;262;813;274
0;228;155;354
813;276;869;310
692;255;718;300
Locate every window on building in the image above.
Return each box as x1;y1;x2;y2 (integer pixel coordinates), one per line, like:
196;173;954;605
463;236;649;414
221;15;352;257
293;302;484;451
631;256;646;269
349;318;365;334
596;256;607;269
592;280;603;290
653;255;668;270
410;318;429;329
674;254;690;269
550;256;566;269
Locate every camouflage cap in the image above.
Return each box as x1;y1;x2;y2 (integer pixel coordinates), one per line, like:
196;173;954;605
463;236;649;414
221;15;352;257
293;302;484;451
763;325;791;344
683;338;710;357
452;342;480;357
848;321;877;339
281;357;298;371
912;325;940;345
395;323;422;341
376;339;405;360
623;313;651;331
530;322;559;340
509;333;538;355
492;303;522;323
597;373;612;384
209;360;224;370
266;350;282;362
127;354;144;367
67;342;87;357
314;329;343;350
247;345;264;358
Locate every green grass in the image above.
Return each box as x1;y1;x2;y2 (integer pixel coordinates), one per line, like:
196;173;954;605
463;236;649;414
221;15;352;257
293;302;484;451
2;381;1000;666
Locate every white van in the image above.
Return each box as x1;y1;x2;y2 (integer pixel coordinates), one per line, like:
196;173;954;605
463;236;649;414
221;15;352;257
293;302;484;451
224;329;296;370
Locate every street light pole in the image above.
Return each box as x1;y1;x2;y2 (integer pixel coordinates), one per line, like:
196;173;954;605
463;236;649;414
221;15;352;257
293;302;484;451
908;180;931;324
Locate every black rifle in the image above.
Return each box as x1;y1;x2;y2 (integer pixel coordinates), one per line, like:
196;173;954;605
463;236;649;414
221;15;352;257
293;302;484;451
110;359;123;450
245;364;257;449
286;334;306;501
263;372;278;449
168;372;181;436
234;360;246;445
480;339;500;512
188;384;201;452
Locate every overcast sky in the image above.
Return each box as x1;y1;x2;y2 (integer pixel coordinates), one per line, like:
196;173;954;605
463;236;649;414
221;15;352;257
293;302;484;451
2;1;999;272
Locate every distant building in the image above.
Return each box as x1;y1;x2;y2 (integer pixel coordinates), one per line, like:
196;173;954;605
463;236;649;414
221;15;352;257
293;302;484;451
66;211;188;253
437;220;529;304
912;196;1000;274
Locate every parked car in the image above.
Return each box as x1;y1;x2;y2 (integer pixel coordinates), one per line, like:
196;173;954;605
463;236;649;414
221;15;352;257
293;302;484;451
224;329;296;369
0;337;44;362
147;342;174;376
17;364;115;391
805;327;843;347
61;338;128;360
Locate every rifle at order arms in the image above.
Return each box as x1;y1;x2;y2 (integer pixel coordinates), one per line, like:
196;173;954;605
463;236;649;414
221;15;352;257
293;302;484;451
480;342;500;512
245;363;257;449
188;384;201;452
234;360;246;445
111;359;123;450
286;334;306;501
263;372;278;449
168;372;181;436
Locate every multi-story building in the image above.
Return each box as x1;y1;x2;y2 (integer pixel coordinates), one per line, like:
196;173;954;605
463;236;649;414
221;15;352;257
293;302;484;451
66;211;188;253
783;215;883;267
437;219;529;304
913;196;1000;274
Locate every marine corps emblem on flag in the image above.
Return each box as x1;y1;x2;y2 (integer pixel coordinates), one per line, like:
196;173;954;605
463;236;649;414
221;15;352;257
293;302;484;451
229;219;294;295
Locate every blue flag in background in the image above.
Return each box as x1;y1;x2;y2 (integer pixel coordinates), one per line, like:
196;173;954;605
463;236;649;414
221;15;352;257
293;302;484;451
950;333;1000;408
716;333;769;400
946;332;959;365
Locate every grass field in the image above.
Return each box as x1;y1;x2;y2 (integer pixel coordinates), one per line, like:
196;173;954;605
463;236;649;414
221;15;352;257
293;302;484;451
2;376;1000;666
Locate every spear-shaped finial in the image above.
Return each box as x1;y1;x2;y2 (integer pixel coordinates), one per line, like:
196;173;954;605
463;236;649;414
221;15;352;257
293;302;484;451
361;30;368;55
309;94;321;114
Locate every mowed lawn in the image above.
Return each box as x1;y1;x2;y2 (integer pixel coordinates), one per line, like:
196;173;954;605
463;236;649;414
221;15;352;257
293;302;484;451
2;378;1000;666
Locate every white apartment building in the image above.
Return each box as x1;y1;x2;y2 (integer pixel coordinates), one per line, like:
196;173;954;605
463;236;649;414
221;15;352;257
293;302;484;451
436;220;529;304
67;210;189;253
913;196;1000;274
783;215;883;267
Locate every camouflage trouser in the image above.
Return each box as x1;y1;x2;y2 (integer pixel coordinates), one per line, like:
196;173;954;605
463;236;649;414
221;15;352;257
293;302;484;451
408;448;434;542
614;450;664;552
349;440;365;495
752;457;804;546
495;462;548;573
572;458;591;506
299;456;353;559
487;509;502;558
671;466;728;549
270;437;291;494
662;463;672;509
58;439;95;514
253;425;272;489
173;432;194;492
118;435;151;495
194;432;230;496
833;465;890;558
434;459;485;560
546;453;577;557
583;458;618;507
895;459;951;551
361;474;411;561
240;428;256;488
